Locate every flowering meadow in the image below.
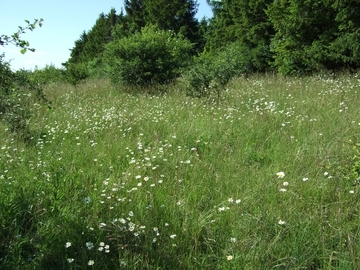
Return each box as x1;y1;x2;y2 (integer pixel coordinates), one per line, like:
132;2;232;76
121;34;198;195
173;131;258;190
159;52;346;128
1;74;360;269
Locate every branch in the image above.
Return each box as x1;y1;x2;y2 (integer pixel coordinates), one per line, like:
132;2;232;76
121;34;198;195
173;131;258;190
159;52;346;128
0;18;44;54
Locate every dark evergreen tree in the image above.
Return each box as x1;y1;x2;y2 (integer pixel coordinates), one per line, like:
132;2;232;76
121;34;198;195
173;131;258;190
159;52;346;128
143;0;200;45
204;0;273;71
328;0;360;69
124;0;146;33
67;31;88;64
267;0;338;74
67;8;118;65
203;0;234;51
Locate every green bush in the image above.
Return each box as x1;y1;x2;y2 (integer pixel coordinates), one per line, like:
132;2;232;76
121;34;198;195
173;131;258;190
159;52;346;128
0;54;48;139
87;57;108;79
0;54;16;116
104;25;192;88
65;62;89;85
28;64;66;84
184;42;255;98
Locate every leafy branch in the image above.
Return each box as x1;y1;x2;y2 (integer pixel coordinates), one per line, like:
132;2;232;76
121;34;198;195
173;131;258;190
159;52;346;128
0;18;44;54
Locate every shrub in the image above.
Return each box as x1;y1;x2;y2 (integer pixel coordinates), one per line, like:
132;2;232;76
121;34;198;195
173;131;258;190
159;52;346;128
28;64;66;84
87;57;108;79
64;62;89;85
104;25;192;89
0;54;48;139
184;41;255;98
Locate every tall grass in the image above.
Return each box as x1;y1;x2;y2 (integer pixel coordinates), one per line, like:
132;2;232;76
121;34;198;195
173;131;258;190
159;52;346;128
0;74;360;269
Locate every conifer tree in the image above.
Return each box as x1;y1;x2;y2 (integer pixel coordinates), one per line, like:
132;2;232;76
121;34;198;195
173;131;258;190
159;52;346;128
143;0;199;45
67;9;118;65
205;0;273;70
124;0;146;33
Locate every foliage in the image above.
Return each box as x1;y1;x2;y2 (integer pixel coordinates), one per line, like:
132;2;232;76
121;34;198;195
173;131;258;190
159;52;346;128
64;9;118;81
124;0;146;34
184;41;254;98
0;19;47;139
335;140;360;188
0;18;43;54
104;25;192;88
64;62;89;85
123;0;201;49
267;0;360;74
25;64;67;84
204;0;273;71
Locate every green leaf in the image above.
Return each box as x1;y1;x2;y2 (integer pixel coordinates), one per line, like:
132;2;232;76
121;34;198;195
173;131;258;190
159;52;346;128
20;48;27;54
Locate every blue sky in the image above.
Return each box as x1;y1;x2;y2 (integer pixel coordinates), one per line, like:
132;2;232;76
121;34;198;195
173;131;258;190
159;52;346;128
1;0;213;71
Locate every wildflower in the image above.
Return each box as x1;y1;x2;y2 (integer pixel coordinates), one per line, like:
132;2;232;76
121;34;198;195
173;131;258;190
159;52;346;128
120;261;127;267
230;238;236;243
324;172;329;176
170;234;177;239
276;172;285;178
350;190;355;194
119;218;126;224
84;197;91;204
228;198;234;203
235;199;241;204
279;188;287;192
129;222;135;231
278;220;286;225
65;242;72;248
88;260;94;266
227;255;233;261
67;258;74;263
128;211;134;217
86;242;94;250
302;177;309;182
99;242;105;247
283;182;289;186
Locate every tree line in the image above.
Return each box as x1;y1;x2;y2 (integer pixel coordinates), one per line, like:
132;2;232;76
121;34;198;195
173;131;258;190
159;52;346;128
64;0;360;80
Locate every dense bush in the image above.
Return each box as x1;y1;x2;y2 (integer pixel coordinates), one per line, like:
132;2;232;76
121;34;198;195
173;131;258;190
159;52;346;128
64;62;89;85
0;55;48;139
28;64;67;84
104;25;192;88
87;57;108;79
0;19;48;139
184;41;255;98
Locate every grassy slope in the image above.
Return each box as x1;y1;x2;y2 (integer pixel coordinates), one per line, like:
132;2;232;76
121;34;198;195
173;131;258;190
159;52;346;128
0;74;360;269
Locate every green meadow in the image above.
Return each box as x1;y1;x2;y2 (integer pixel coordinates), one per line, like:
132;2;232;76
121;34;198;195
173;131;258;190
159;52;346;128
1;74;360;269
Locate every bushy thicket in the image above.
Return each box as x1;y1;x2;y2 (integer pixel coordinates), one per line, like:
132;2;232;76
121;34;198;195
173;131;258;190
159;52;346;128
104;25;192;88
184;41;255;98
28;64;67;84
0;55;48;139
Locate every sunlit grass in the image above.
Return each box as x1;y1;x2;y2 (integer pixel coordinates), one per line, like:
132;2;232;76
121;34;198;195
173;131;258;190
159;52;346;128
1;73;360;269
